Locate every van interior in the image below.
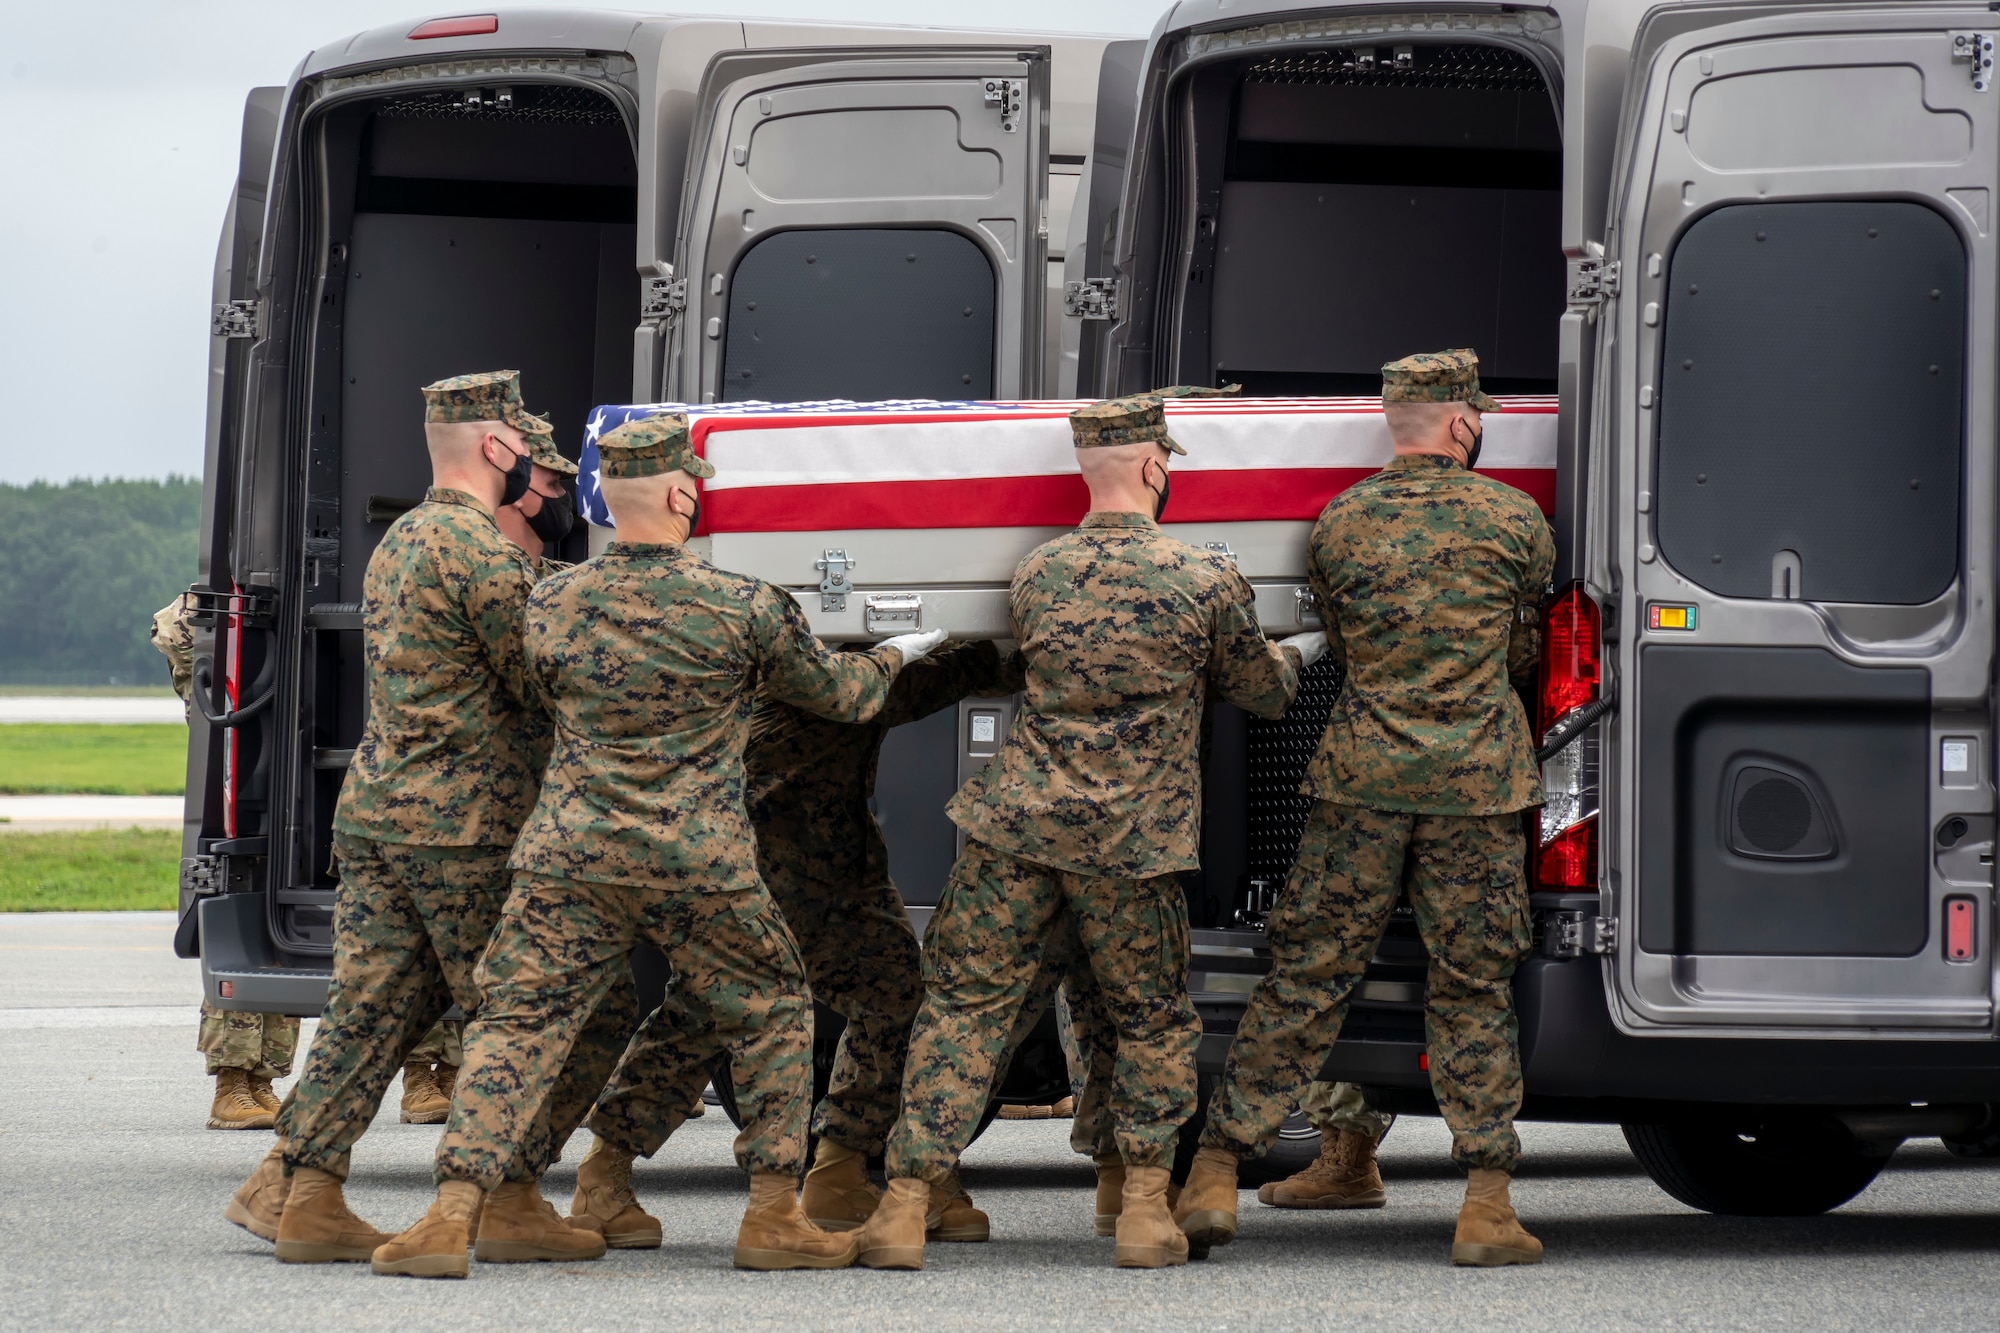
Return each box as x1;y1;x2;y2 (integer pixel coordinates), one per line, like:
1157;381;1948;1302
1175;41;1563;394
278;81;638;948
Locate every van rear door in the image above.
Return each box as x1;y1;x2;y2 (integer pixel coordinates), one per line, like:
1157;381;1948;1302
666;47;1050;403
1600;5;1999;1033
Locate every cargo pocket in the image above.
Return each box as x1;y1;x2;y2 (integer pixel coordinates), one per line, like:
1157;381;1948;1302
1483;874;1534;966
730;892;806;982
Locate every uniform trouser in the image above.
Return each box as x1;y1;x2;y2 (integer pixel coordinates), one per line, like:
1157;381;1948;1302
592;865;919;1158
406;1022;464;1067
1299;1081;1394;1141
279;835;633;1183
1016;926;1117;1161
438;870;811;1187
588;869;1119;1165
198;1000;298;1078
885;839;1199;1183
1201;801;1534;1172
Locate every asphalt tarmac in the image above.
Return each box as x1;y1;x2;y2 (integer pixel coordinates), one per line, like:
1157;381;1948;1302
6;912;2000;1329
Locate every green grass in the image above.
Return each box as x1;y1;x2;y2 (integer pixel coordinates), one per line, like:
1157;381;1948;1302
0;828;180;911
0;684;177;697
0;724;187;794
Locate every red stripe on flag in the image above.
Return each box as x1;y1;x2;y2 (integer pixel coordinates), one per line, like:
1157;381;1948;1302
704;467;1555;533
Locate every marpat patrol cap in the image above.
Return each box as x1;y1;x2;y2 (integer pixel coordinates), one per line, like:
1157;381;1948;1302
596;411;714;480
1068;395;1186;455
522;428;578;477
1379;349;1499;410
1149;383;1242;399
421;370;554;434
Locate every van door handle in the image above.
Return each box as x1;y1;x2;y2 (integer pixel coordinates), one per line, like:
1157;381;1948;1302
191;657;276;729
1535;684;1617;764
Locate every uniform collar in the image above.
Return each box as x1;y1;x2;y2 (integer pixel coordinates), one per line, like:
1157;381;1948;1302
1079;511;1159;531
425;486;494;513
1384;452;1460;473
603;540;693;559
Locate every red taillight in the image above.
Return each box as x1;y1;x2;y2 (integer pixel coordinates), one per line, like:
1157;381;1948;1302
1539;582;1601;733
408;14;498;39
1536;814;1597;888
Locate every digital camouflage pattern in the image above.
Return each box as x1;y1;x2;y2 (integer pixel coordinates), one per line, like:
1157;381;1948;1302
198;1000;298;1079
1306;454;1553;814
440;870;810;1185
506;541;900;890
1300;1080;1394;1141
149;594;196;715
332;488;548;847
1379;348;1499;409
887;838;1194;1181
406;1020;463;1067
1148;383;1241;399
523;429;578;477
1066;396;1185;453
1201;801;1534;1172
595;411;714;479
949;511;1298;877
420;369;553;434
279;836;629;1183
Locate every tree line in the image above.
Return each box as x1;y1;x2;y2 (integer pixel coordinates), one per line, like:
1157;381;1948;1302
0;477;200;687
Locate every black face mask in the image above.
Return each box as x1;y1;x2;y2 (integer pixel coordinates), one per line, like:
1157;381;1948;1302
525;485;574;543
674;487;701;541
1148;463;1171;522
491;441;533;507
1458;419;1485;471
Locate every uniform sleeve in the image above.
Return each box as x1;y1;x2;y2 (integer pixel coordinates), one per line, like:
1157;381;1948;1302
1507;511;1557;691
878;640;1021;729
752;584;901;724
1306;510;1348;686
1207;566;1299;721
464;542;538;713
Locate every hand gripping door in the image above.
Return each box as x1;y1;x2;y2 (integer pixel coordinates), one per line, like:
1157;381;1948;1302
668;48;1050;405
1596;6;1998;1034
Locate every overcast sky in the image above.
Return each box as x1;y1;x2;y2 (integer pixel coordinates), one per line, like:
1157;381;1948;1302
0;0;1162;487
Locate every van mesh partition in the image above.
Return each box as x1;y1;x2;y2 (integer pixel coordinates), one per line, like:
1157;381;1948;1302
372;84;624;124
1241;43;1544;91
1246;659;1343;884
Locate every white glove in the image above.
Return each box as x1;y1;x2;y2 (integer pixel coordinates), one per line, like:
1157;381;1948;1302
882;627;949;666
1278;630;1328;669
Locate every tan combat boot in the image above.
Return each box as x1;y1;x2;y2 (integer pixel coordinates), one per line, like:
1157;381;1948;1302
371;1181;482;1279
1173;1146;1240;1258
1451;1168;1543;1267
209;1069;275;1131
274;1166;393;1263
733;1171;861;1270
247;1074;282;1116
224;1140;290;1242
855;1176;929;1270
801;1138;880;1232
567;1136;661;1249
434;1063;458;1105
1114;1166;1189;1269
1051;1096;1076;1118
926;1172;989;1243
1093;1154;1124;1237
473;1180;608;1263
1257;1127;1388;1210
400;1061;449;1125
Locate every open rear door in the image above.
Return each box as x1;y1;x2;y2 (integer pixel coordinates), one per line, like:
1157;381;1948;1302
1600;5;1999;1033
667;47;1050;404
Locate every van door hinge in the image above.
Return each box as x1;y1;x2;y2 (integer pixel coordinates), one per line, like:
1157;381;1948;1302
982;77;1025;132
1543;910;1617;959
1565;257;1620;312
210;300;259;339
1954;32;1996;92
816;548;856;611
642;275;687;323
180;855;225;896
1063;276;1121;321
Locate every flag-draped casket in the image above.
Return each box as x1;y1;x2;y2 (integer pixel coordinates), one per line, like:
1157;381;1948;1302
577;397;1558;639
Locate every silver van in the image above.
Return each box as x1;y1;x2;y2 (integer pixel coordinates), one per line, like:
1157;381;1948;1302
1061;0;2000;1212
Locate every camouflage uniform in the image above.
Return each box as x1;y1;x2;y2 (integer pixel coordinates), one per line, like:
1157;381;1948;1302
1201;350;1555;1174
589;640;1025;1160
885;396;1301;1184
434;413;904;1188
152;594;311;1080
1298;1081;1393;1141
279;372;621;1182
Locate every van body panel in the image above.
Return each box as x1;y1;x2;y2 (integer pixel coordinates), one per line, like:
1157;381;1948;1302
1600;4;2000;1036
